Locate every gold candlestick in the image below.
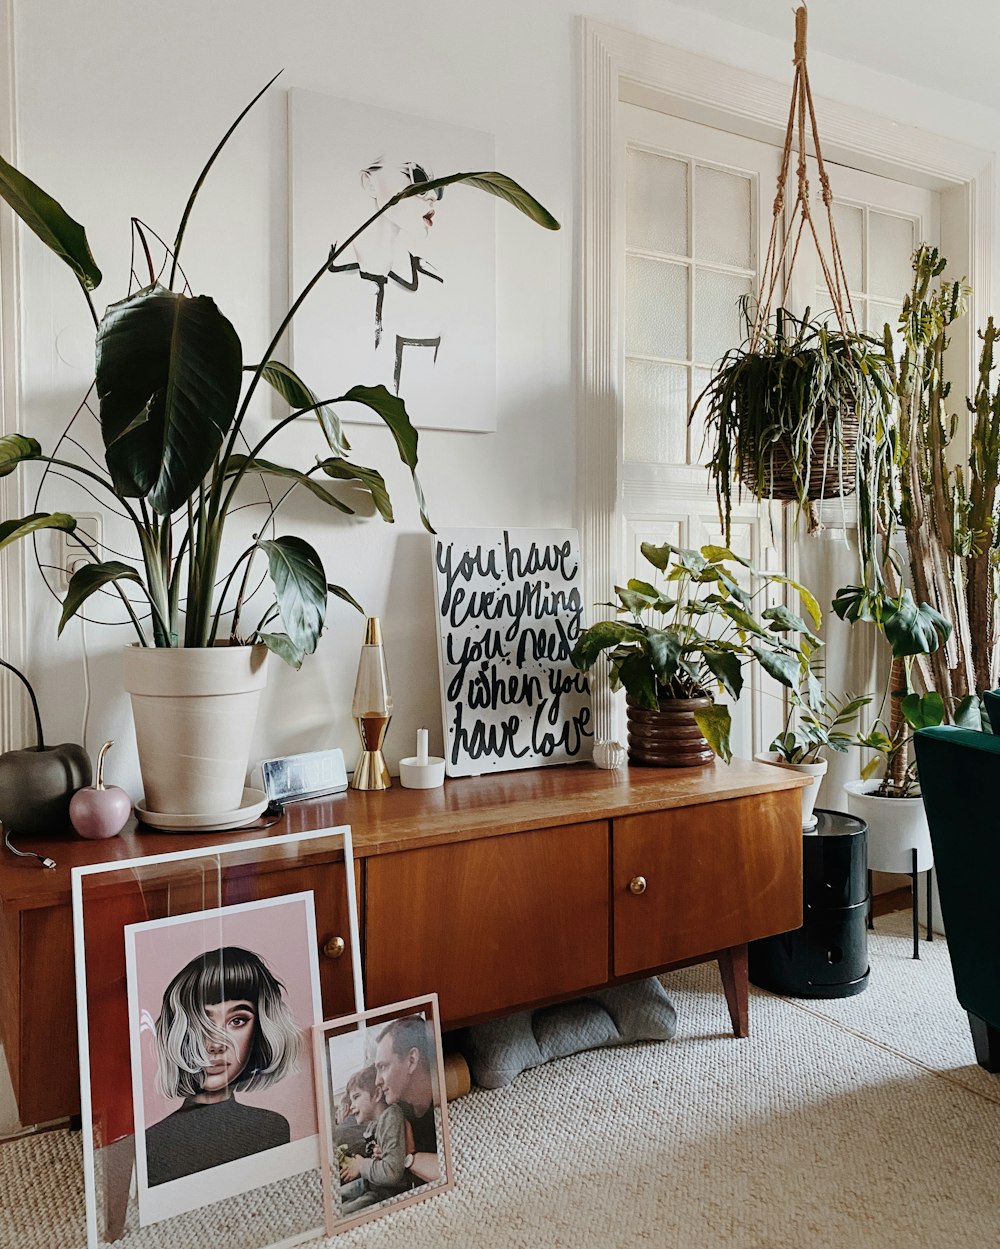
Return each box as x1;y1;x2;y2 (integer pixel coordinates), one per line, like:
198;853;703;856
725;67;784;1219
349;617;393;790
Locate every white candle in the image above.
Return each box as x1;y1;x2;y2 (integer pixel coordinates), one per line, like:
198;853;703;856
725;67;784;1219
416;728;429;766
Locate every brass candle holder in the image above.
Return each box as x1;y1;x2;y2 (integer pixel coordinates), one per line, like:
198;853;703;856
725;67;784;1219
349;616;393;791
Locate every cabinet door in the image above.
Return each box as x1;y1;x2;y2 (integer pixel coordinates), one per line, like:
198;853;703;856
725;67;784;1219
613;792;801;976
365;822;610;1026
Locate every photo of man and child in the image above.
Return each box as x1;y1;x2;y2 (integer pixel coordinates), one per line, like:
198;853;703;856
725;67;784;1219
319;1002;452;1230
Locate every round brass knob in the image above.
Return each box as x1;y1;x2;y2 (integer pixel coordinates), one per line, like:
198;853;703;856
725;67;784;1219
629;875;647;896
323;935;346;959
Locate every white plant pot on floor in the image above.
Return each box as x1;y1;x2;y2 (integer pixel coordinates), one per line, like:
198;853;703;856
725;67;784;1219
754;753;828;831
123;644;269;817
842;778;932;873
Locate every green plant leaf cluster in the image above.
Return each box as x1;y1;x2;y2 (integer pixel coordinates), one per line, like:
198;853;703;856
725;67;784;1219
0;77;559;663
571;541;822;763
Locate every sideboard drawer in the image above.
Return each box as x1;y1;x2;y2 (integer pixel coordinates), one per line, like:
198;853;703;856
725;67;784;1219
613;791;802;976
364;821;610;1025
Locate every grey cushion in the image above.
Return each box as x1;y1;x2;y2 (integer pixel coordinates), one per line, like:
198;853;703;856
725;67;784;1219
462;977;678;1089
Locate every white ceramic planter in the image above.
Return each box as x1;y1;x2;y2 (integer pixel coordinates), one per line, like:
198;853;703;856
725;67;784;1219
123;644;269;816
755;753;828;830
843;778;933;873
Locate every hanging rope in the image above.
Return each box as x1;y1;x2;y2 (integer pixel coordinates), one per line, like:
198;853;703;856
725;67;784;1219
750;5;857;351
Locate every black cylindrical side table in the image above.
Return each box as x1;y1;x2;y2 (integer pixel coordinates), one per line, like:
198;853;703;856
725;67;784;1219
749;808;870;998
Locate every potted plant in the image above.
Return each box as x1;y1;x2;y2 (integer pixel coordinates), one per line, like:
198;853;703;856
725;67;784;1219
756;684;871;829
693;303;895;577
0;76;558;819
570;541;821;767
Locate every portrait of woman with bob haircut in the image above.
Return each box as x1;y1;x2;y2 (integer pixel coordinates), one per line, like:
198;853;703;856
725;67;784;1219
144;946;301;1187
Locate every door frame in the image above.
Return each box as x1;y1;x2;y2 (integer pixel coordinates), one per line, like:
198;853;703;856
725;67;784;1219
579;17;994;742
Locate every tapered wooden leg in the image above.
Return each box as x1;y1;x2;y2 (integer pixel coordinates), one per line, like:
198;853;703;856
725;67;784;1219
969;1013;1000;1073
102;1134;135;1242
718;943;749;1038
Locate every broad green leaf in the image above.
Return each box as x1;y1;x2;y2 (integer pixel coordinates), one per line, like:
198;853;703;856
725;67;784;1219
900;691;945;730
616;584;657;616
318;457;393;522
644;627;682;684
694;702;732;763
954;693;984;730
881;590;952;657
0;152;102;289
392;171;559;231
626;579;658;597
770;575;822;628
703;649;744;701
336;385;432;532
97;287;242;515
700;544;753;569
258;536;327;656
255;359;350;455
571;620;646;669
832;583;876;624
0;434;41;477
327;583;364;614
0;512;76;551
258;631;306;670
861;756;882;781
223;455;353;512
719;601;770;638
750;643;801;689
763;603;821;643
617;650;658;709
58;560;142;634
640;541;674;573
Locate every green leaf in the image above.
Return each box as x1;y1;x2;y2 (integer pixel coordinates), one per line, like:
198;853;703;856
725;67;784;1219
58;560;142;634
0;152;102;290
336;385;432;532
255;359;350;455
0;512;76;551
223;455;353;512
0;434;41;477
694;702;732;763
763;603;821;643
318;457;393;522
750;643;801;689
645;628;682;684
97;287;242;515
881;591;952;657
719;602;770;638
616;584;656;616
258;631;306;670
832;584;875;623
571;620;646;669
640;541;674;573
900;691;945;730
954;693;983;730
617;651;658;709
258;536;327;656
327;583;364;614
703;649;744;700
392;170;559;231
770;575;822;628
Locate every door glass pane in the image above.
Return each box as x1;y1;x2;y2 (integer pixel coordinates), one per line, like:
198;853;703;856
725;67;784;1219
626;148;688;255
869;301;902;353
623;359;688;464
694;166;752;268
625;256;688;359
694;269;751;366
825;201;864;292
688;365;714;465
870;212;915;299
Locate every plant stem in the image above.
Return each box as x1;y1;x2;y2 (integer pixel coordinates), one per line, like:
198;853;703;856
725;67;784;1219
0;658;45;749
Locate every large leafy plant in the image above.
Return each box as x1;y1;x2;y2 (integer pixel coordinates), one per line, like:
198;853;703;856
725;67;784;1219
570;541;822;762
0;76;558;666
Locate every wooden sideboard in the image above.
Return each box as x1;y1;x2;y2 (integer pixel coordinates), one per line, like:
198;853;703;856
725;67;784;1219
0;758;807;1126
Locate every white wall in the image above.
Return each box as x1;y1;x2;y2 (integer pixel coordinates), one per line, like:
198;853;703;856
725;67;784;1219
8;0;1000;798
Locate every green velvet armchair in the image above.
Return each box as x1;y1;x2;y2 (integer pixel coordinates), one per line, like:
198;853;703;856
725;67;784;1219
914;724;1000;1073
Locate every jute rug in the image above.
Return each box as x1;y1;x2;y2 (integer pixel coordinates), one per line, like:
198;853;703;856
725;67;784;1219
2;912;998;1249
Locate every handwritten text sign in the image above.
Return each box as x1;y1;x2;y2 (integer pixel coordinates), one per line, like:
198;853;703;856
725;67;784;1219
433;528;593;777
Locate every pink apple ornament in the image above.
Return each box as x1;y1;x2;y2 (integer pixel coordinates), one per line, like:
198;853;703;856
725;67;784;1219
70;740;131;839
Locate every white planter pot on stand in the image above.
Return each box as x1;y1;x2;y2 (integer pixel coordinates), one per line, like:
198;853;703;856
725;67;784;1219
123;644;269;829
754;753;828;831
843;778;934;959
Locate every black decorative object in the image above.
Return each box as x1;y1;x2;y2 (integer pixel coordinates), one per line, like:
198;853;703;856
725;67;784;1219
748;808;870;998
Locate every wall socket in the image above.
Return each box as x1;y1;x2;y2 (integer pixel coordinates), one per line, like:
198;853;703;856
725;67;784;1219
58;513;103;589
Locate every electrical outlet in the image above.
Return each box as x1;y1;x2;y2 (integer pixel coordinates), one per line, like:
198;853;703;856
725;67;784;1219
59;512;103;589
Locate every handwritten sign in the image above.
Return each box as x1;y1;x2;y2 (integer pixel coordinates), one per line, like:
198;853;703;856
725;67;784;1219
433;528;593;777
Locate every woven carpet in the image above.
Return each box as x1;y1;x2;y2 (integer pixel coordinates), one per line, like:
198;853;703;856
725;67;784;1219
2;912;998;1249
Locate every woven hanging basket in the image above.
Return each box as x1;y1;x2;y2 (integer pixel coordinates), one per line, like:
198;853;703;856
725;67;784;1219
741;404;859;504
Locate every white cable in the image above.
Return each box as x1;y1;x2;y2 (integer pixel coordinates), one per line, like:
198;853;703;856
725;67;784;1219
79;614;91;751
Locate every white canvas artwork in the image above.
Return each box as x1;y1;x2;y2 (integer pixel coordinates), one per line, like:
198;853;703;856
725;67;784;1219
288;88;497;433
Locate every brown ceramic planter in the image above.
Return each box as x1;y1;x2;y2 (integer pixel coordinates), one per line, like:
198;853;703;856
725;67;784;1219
626;695;715;767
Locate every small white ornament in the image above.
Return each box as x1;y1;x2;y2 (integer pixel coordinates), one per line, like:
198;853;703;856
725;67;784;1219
593;740;627;770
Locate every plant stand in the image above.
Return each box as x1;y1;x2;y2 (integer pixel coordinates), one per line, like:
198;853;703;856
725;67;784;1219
867;849;935;961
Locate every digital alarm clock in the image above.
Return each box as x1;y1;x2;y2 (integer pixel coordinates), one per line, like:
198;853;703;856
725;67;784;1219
258;748;349;804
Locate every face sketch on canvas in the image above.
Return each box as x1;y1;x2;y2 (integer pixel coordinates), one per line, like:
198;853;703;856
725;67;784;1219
329;154;445;383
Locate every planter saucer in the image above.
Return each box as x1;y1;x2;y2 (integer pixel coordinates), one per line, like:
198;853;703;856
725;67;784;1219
135;787;269;832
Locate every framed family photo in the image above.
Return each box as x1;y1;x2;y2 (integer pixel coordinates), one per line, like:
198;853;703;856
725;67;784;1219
72;826;362;1249
313;994;454;1235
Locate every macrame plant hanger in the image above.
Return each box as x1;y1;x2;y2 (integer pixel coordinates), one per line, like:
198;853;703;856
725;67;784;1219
750;5;856;354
